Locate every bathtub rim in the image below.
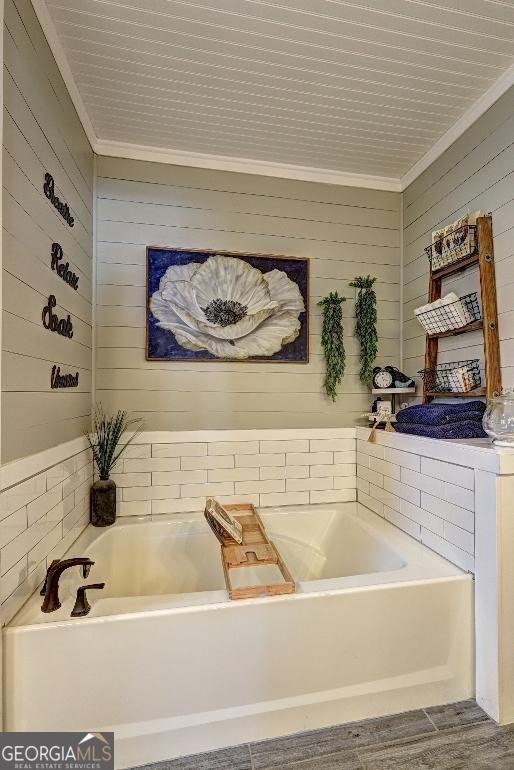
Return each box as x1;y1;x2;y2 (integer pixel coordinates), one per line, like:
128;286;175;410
5;502;469;631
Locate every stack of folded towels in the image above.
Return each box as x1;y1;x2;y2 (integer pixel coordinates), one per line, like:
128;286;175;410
394;401;487;439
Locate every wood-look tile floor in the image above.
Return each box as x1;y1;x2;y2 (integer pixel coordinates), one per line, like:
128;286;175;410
132;701;514;770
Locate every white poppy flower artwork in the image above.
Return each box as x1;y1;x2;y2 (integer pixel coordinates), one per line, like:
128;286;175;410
147;249;309;362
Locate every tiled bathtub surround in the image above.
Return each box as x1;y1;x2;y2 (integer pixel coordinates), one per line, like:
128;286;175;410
356;427;476;572
0;438;93;624
113;429;357;516
111;426;512;578
2;426;512;626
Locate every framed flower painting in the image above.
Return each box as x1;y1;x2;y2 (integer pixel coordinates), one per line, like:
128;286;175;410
146;247;309;362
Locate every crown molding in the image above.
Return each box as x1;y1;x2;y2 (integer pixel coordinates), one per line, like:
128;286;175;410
401;61;514;190
30;0;96;150
93;139;402;191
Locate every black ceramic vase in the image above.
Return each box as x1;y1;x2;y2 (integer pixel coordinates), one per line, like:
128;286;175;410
90;478;116;527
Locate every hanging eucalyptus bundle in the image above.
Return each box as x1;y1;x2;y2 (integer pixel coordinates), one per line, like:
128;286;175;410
349;275;378;387
318;291;346;401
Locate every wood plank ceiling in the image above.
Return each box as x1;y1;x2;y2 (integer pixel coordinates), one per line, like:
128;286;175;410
44;0;514;181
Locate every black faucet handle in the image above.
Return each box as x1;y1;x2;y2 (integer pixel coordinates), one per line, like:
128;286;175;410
40;559;60;596
71;583;106;617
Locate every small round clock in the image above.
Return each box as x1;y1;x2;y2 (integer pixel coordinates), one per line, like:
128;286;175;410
372;367;394;389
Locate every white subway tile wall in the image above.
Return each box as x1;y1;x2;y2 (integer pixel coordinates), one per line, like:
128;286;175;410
0;448;93;624
116;435;357;517
356;437;475;572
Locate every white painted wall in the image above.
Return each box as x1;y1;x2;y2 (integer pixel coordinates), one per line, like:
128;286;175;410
403;85;514;390
96;156;401;430
2;0;94;463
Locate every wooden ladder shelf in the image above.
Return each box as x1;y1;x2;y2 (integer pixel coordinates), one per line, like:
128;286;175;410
423;215;501;402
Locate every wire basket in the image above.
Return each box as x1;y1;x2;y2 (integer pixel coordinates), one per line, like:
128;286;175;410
415;292;481;336
425;224;477;272
418;359;481;394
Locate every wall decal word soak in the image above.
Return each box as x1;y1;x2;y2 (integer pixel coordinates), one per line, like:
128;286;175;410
50;365;79;388
42;295;74;338
51;243;79;290
43;173;74;227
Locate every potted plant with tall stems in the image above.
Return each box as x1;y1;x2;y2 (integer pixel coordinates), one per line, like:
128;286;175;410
86;405;143;527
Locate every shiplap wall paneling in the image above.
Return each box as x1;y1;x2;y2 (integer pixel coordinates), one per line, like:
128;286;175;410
403;85;514;391
96;156;401;431
2;0;94;462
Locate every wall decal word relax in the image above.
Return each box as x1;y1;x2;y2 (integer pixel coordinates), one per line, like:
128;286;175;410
43;173;74;227
42;295;74;338
50;365;79;388
51;243;79;289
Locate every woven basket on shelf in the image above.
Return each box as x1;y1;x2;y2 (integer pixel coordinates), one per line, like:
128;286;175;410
418;359;481;394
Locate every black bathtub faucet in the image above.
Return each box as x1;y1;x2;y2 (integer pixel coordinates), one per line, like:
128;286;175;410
40;558;94;613
71;583;106;617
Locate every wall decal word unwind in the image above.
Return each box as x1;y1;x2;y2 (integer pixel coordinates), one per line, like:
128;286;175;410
43;173;74;227
50;365;79;388
51;243;79;289
42;295;74;338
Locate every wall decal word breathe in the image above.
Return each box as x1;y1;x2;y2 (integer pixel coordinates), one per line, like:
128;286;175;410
42;295;74;338
43;173;74;227
51;243;79;289
51;365;79;388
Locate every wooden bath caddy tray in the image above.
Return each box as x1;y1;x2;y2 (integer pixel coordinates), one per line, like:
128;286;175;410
205;501;295;600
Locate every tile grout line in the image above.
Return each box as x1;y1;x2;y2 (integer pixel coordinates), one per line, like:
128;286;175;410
353;727;439;762
355;746;368;770
423;708;439;731
126;706;493;769
355;717;495;764
250;748;363;770
247;742;255;770
246;715;440;770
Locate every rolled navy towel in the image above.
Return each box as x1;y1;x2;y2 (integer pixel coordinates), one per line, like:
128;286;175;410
395;400;485;427
393;419;487;440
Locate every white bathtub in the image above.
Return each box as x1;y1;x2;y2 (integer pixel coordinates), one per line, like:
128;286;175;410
4;502;473;767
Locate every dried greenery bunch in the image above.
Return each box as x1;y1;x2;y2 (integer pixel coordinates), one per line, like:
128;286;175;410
318;291;346;401
349;275;378;387
86;405;143;480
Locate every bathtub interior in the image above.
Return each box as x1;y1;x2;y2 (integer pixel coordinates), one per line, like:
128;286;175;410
71;523;227;598
64;503;406;597
265;505;406;578
10;502;467;627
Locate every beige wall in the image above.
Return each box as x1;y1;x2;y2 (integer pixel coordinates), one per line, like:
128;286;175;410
2;0;94;463
403;85;514;390
96;157;401;431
